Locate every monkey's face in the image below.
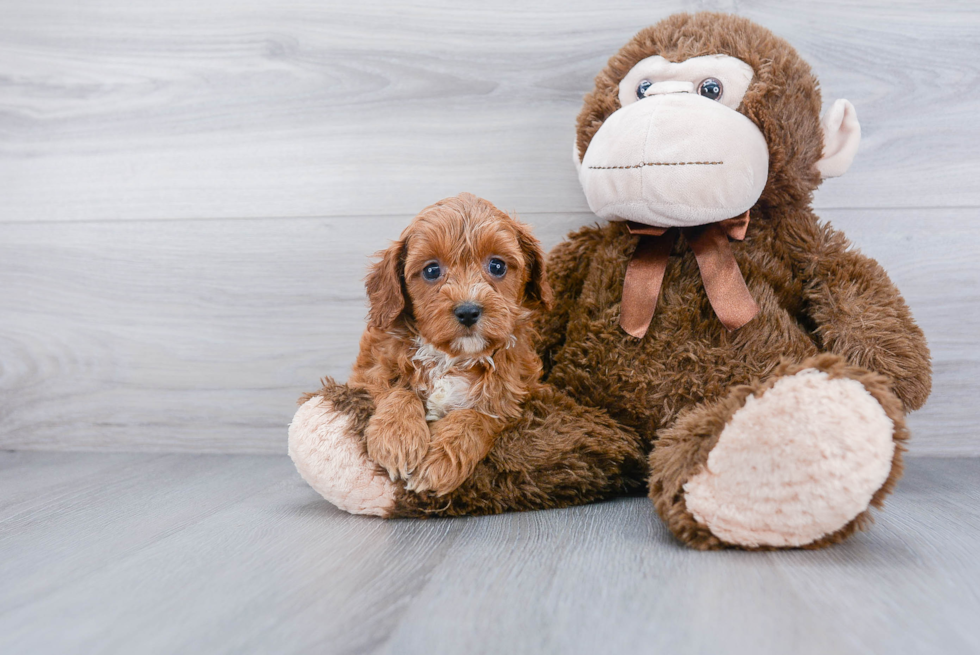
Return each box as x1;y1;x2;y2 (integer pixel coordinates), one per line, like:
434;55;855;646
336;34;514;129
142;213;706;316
578;54;769;228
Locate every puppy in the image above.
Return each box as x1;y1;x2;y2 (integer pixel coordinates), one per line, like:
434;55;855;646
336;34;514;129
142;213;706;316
348;192;552;496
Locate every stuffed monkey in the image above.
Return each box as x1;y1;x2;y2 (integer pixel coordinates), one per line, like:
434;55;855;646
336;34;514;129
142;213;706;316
288;12;931;549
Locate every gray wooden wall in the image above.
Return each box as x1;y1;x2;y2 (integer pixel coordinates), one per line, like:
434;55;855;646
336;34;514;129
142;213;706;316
1;0;978;455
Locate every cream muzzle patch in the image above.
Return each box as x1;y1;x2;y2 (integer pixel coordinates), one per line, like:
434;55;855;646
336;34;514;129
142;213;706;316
578;55;769;229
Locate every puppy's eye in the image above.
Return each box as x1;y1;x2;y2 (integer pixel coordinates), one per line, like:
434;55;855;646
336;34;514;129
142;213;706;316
487;258;507;278
421;262;441;281
636;79;652;99
698;78;723;101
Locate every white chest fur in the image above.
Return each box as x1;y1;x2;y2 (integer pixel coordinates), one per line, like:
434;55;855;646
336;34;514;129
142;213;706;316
412;338;488;421
424;374;474;421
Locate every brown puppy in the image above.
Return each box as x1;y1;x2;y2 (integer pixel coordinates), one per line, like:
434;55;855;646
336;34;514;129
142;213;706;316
348;193;552;496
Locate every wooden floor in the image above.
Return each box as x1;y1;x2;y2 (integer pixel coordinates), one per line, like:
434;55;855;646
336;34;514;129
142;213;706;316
1;452;977;654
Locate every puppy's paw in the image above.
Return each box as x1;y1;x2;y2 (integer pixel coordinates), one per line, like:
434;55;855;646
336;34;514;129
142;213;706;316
364;414;430;482
407;443;476;496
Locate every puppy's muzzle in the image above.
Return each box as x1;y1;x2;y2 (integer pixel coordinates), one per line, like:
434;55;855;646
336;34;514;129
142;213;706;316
454;302;482;327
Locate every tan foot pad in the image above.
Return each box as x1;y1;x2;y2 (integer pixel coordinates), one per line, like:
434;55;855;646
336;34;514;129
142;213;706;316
684;369;895;547
288;396;397;517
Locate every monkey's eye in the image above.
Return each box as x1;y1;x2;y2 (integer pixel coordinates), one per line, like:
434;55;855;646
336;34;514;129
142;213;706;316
421;261;442;281
636;79;653;99
698;78;723;101
487;258;507;278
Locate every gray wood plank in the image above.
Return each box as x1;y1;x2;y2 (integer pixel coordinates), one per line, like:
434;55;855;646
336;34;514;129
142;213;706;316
0;208;974;454
0;451;153;515
1;0;977;223
0;453;977;654
0;453;293;617
383;460;980;655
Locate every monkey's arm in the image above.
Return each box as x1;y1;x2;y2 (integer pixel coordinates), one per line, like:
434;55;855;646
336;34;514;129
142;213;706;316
290;381;647;517
797;222;932;411
536;226;601;375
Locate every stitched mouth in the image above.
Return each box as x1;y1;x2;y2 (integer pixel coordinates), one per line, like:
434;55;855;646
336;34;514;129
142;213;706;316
588;161;723;170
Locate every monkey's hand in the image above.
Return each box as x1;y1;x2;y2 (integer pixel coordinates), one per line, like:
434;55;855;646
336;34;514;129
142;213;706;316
364;388;430;482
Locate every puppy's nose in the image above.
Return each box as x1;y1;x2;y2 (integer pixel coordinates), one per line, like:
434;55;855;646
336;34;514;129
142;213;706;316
454;303;482;327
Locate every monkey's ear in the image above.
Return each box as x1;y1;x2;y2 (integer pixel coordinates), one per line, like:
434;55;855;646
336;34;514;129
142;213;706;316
514;221;553;310
816;99;861;179
572;137;582;174
365;239;408;330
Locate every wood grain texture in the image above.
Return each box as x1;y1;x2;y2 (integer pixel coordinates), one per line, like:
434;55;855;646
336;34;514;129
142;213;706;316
0;208;975;454
0;453;977;654
1;0;977;454
0;0;978;222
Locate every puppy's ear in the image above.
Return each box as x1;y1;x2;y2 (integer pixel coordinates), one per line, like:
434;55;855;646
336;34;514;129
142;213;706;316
514;221;553;310
365;238;408;330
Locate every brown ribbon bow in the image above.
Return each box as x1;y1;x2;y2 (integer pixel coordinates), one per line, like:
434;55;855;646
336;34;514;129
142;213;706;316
620;211;759;338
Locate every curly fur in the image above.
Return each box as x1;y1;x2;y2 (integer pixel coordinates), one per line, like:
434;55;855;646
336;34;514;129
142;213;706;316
347;193;553;495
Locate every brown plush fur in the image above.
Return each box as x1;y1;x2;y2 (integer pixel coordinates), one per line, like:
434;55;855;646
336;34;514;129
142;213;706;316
347;192;552;496
305;378;649;516
305;13;932;550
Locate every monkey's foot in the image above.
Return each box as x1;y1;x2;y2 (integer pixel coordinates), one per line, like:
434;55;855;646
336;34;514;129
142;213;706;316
288;395;397;517
684;367;899;548
650;356;908;549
